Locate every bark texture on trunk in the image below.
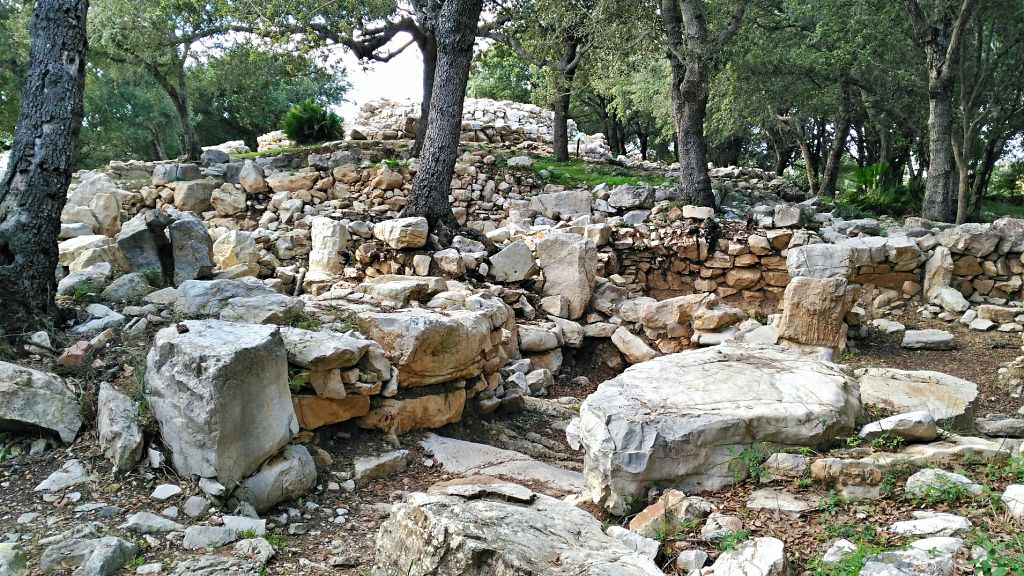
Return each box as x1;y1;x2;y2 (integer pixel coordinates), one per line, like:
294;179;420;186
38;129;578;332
153;66;203;161
661;0;745;207
902;0;976;222
401;0;484;246
412;35;437;157
820;89;852;197
552;38;579;162
0;0;88;334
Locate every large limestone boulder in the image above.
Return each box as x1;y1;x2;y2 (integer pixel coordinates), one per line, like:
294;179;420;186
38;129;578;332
372;482;662;575
233;445;317;513
856;367;977;430
169;216;214;285
145;320;298;488
212;230;261;272
357;309;491;387
115;209;171;276
537;232;597;320
488;240;537;282
162;278;278;315
924;246;954;297
0;361;82;443
568;343;861;513
97;383;144;472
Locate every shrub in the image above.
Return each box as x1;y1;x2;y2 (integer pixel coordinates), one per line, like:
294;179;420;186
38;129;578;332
281;99;343;144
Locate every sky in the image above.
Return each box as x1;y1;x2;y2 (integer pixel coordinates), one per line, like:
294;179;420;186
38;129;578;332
334;32;424;122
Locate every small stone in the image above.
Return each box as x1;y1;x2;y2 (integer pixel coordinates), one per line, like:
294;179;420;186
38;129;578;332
150;484;182;500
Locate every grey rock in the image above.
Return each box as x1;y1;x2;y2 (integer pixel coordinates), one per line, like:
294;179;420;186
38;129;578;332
710;537;788;576
121;511;185;534
901;329;955;350
145;320;297;488
857;368;977;430
0;543;28;576
354;450;408;486
905;468;983;497
976;414;1024;438
40;536;138;576
786;243;852;280
859;411;938;444
97;383;144;472
568;343;860;513
165;279;277;315
116;209;171;277
184;495;212;518
57;263;112;296
488;241;536;282
233;445;317;513
373;483;662;575
169;216;214;285
278;327;370;370
890;511;972;537
536;232;597;320
183;526;238;550
0;361;82;443
100;273;152;303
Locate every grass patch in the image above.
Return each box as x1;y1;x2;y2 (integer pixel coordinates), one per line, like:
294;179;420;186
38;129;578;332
807;540;883;576
980;198;1024;221
716;529;751;552
529;156;674;188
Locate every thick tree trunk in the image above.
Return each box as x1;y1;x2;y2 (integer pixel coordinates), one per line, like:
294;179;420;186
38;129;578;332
552;38;579;162
412;35;437;157
400;0;483;245
793;134;818;196
0;0;88;335
923;79;956;221
661;0;716;207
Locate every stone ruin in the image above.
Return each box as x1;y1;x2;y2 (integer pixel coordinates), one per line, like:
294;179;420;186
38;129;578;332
2;127;1024;575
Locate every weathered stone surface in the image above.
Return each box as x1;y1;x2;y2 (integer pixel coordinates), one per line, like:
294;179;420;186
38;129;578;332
266;171;318;193
97;383;144;472
627;489;712;539
924;246;954;297
211;184;247;216
905;468;983;497
1002;484;1024;519
40;536;138;576
238;161;269;193
0;361;82;443
928;286;969;313
307;217;349;281
786;243;852;280
746;488;814;514
859;411;938;443
212;230;261;272
292;395;371;429
219;294;304;325
279;327;370;370
174;179;219;212
529;189;592;219
0;543;27;576
901;329;955;351
115;210;170;275
488;241;537;282
354;450;409;486
169;216;214;285
164;278;277;315
857;368;977;430
976;414;1024;437
568;343;860;513
146;320;297;488
357;309;491;387
359;387;467;434
373;482;662;575
34;459;95;492
860;547;955;576
537;232;597;320
99;272;151;302
779;276;853;352
421;434;584;495
611;327;656;364
233;445;317;513
710;537;788;576
373;217;429;249
890;511;972;537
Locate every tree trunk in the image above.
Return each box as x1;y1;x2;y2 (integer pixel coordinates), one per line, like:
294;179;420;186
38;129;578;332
158;74;202;161
820;89;852;197
400;0;483;245
412;34;437;157
552;38;579;162
923;78;956;221
0;0;88;335
793;133;818;196
661;0;715;207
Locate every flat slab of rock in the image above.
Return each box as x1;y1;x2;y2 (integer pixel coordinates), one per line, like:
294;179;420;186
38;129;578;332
901;329;954;350
568;343;861;513
745;488;815;514
421;434;584;495
856;368;977;430
859;411;938;443
710;537;788;576
373;482;662;575
890;511;972;537
0;361;82;443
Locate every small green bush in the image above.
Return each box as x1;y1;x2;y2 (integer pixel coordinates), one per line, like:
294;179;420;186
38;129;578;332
281;99;343;144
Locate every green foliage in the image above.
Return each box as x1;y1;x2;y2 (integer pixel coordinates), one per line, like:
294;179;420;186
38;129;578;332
878;460;921;498
468;43;534;103
126;555;147;570
819;490;848;517
807;540;882;576
835;165;925;219
282;99;343;145
263;531;286;549
71;279;100;303
0;433;15;463
0;0;29;146
971;532;1024;576
237;528;258;539
717;530;751;552
868;433;905;452
77;63;182;168
988;160;1024;198
190;43;348;149
529;156;671;187
729;443;768;484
